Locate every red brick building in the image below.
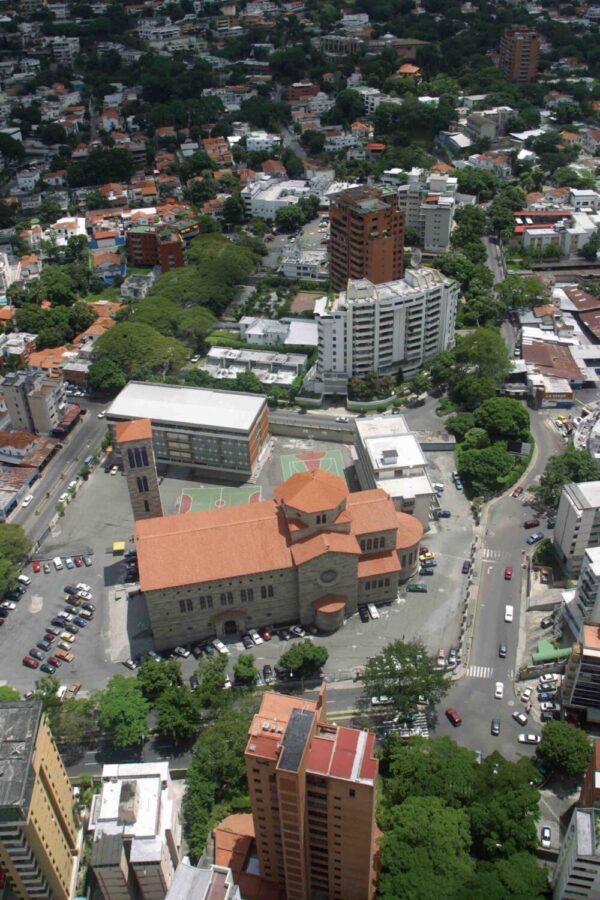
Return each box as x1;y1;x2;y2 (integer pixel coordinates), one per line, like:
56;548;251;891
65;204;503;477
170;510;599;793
126;227;184;272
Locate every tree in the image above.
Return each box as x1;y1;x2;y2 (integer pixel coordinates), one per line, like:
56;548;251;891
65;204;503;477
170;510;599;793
156;685;199;742
183;708;252;861
96;675;149;748
0;524;32;593
381;736;478;809
457;444;515;496
40;266;76;306
87;357;127;392
193;654;229;709
69;301;97;335
453;329;512;386
538;445;599;509
466;853;548;899
463;427;491;450
446;413;476;441
582;228;600;262
378;797;474;900
538;720;593;777
278;640;328;678
409;372;431;395
470;754;540;859
222;195;245;227
473;397;530;443
136;658;182;701
275;205;304;232
496;275;543;311
234;652;258;686
451;374;501;410
282;148;304;179
50;699;97;759
31;676;62;717
362;639;450;717
94;322;188;380
0;685;21;701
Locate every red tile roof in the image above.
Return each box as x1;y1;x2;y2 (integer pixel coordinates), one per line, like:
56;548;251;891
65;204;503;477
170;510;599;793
115;418;152;443
275;469;348;514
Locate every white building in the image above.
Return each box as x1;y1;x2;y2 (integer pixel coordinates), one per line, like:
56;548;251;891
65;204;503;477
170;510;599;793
569;188;600;212
553;808;600;899
166;862;241;900
354;416;437;531
309;267;459;394
307;91;335;115
555;481;600;576
0;252;21;295
48;36;80;63
563;547;600;640
280;249;328;281
396;168;457;252
239;316;318;347
522;211;600;256
466;152;512;180
241;177;312;221
89;761;181;900
16;168;41;192
202;346;307;387
245;130;281;153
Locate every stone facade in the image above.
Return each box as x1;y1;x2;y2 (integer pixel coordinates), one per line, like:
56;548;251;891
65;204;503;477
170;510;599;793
138;470;423;650
115;418;163;521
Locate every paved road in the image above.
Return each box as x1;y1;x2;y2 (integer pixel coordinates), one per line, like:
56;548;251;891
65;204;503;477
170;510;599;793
10;398;108;546
430;410;565;759
485;236;506;284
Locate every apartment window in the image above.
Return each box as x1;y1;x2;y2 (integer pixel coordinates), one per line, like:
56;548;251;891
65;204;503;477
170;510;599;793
179;600;186;613
144;500;149;512
349;788;355;797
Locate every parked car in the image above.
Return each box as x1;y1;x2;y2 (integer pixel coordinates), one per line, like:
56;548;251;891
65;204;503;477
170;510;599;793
73;617;88;628
367;603;380;620
538;691;557;702
547;518;556;529
419;567;435;576
22;656;40;669
524;518;540;529
83;557;92;567
80;603;95;614
0;601;16;610
73;556;83;568
37;639;52;652
521;687;533;703
462;560;471;574
249;628;263;645
43;563;50;574
526;531;544;545
371;695;393;707
21;494;33;508
29;648;45;661
494;682;504;699
64;585;78;595
454;478;463;491
40;663;56;675
46;626;61;637
290;625;305;638
539;674;559;686
173;646;190;658
65;557;75;569
47;656;62;668
32;560;41;573
491;718;501;735
512;485;524;497
258;626;271;641
406;583;428;593
241;634;254;650
55;648;74;662
541;826;551;849
212;639;229;655
420;558;437;568
513;711;528;726
419;551;434;561
519;734;541;744
123;658;138;670
278;628;292;641
436;649;447;668
540;616;554;629
540;701;560;711
263;664;274;684
358;605;370;623
63;623;79;635
541;709;560;722
76;583;91;593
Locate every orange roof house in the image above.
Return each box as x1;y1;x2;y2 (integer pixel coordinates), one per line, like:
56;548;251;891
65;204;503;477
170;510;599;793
135;469;423;634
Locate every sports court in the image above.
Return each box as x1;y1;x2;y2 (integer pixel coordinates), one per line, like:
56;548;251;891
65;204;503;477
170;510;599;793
179;485;262;514
280;448;345;481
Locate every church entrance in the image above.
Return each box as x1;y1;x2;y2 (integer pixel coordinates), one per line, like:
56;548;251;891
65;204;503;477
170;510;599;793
224;619;239;635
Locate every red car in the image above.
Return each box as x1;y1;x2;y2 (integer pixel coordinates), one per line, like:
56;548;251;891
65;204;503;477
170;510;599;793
512;486;524;497
43;633;56;644
258;626;271;641
32;560;40;573
504;566;513;581
22;656;40;669
74;556;83;567
420;546;429;554
446;707;462;726
47;656;62;667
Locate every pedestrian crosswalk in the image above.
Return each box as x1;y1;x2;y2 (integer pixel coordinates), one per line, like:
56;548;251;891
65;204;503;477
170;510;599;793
384;712;429;739
482;549;513;561
466;666;514;680
467;665;494;678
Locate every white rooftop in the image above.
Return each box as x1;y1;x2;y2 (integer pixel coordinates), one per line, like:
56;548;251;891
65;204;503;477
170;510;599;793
107;381;266;432
375;473;435;500
569;481;600;509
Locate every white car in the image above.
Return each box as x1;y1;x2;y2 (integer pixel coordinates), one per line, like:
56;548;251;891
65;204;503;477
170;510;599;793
58;492;69;504
76;583;91;593
541;826;551;849
223;675;232;689
540;701;560;712
75;590;92;601
0;601;16;610
367;603;380;620
539;674;559;686
494;682;504;699
513;711;528;726
371;696;393;706
21;494;34;508
97;411;106;418
521;687;532;703
212;639;229;655
173;646;190;658
518;733;541;744
249;628;263;645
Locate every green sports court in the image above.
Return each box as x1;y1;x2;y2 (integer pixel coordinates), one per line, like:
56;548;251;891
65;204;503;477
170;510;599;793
179;485;262;514
280;448;345;481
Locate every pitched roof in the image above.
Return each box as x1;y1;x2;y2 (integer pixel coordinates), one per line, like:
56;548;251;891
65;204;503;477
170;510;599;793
115;418;152;444
274;470;348;514
346;488;400;533
291;530;361;565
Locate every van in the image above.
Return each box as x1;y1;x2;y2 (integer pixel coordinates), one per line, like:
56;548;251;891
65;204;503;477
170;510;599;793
524;518;540;529
17;574;31;586
53;557;63;571
505;605;514;623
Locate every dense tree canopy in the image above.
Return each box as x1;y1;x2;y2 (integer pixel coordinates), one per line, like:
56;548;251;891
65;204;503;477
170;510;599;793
93;321;188;382
95;675;149;748
473;397;531;443
0;524;32;594
362;639;450;717
278;641;328;678
538;720;593;777
537;445;599;509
